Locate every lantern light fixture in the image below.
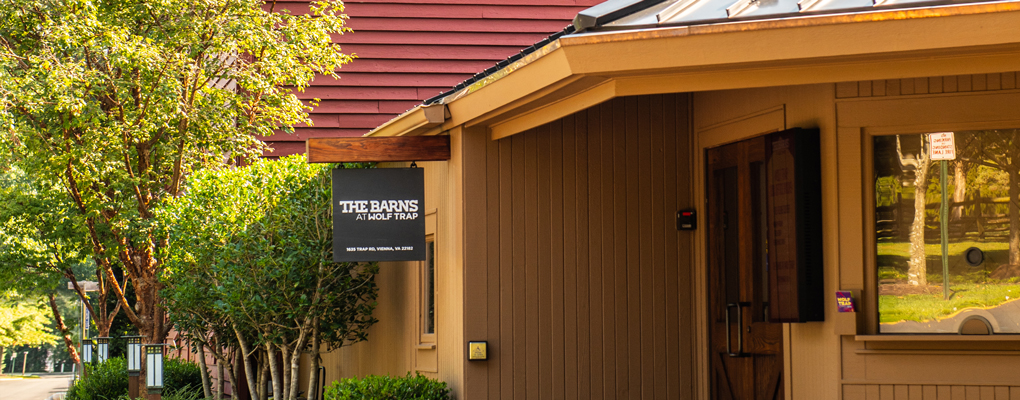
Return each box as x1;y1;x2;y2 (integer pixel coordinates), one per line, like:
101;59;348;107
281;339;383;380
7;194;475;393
145;344;166;391
125;336;143;373
81;339;93;363
96;337;110;363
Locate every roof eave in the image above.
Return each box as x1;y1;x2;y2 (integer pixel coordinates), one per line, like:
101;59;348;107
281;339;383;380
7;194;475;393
364;104;448;137
365;2;1020;139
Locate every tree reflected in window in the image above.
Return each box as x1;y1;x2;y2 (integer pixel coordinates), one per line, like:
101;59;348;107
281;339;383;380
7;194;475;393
875;129;1020;334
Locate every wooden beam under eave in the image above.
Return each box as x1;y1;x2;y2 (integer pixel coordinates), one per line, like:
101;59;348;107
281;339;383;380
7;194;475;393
306;136;451;163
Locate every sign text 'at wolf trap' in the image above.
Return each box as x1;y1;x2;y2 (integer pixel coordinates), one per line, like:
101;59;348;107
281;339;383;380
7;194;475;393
332;168;426;262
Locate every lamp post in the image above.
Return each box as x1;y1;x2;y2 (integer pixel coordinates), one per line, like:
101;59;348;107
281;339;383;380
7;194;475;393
20;351;28;376
145;344;166;400
70;280;99;380
81;339;93;364
96;337;110;363
125;336;143;399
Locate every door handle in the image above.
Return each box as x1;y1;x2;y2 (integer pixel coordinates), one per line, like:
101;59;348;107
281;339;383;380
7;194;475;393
726;302;750;357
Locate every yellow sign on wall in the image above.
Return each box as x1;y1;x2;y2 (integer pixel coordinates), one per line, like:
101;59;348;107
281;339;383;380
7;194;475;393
468;341;487;361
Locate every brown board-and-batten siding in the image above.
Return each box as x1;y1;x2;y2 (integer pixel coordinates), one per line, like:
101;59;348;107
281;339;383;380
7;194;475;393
462;93;697;399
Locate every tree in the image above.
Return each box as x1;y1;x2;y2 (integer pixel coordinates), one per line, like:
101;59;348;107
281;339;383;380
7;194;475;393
161;156;378;400
956;129;1020;267
0;166;123;363
0;0;353;345
0;292;59;372
897;134;931;286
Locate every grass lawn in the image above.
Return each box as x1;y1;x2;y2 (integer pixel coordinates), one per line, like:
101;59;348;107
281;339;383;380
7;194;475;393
879;283;1020;323
876;240;1010;259
877;241;1020;323
876;240;1014;284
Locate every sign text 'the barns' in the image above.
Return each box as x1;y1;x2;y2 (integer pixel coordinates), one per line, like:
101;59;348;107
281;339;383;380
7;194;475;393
333;168;426;262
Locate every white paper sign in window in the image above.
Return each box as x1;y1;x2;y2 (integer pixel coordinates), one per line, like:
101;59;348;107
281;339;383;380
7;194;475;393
929;132;957;160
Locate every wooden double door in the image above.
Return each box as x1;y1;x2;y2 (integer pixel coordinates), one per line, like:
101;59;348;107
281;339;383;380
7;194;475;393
707;136;784;400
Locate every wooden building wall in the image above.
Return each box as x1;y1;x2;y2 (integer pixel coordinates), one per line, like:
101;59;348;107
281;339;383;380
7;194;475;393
694;75;1020;399
461;93;697;399
835;74;1020;400
263;0;602;156
316;134;469;395
316;258;417;384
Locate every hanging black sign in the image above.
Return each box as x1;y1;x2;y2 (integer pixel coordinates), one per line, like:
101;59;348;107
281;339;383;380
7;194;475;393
332;168;426;262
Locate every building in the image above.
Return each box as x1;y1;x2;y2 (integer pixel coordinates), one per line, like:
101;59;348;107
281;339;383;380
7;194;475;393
169;1;600;396
262;0;603;157
316;0;1020;398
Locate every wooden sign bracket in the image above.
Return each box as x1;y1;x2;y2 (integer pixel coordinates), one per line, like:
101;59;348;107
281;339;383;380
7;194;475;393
306;136;451;163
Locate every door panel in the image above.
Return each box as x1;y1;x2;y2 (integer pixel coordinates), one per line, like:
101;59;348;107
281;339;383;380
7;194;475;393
707;137;784;400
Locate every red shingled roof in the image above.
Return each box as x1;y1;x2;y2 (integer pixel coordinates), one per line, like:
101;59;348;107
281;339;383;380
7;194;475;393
262;0;604;157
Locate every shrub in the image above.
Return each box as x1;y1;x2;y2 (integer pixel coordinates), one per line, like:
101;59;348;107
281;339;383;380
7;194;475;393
324;372;451;400
163;358;204;397
67;358;128;400
154;389;205;400
66;357;204;400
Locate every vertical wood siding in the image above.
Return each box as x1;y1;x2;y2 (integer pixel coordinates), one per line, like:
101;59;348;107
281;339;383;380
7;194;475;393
262;0;602;156
317;156;454;387
467;93;696;398
835;72;1019;99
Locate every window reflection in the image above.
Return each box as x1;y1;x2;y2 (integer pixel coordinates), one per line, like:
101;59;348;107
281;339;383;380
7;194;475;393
875;129;1020;334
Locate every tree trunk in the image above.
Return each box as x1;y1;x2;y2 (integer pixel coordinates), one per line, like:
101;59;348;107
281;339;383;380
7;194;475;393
288;335;308;400
908;145;931;286
48;294;82;370
267;343;282;400
197;341;213;399
259;353;270;400
1010;167;1020;267
306;319;321;400
952;160;966;222
281;344;291;400
287;323;313;400
95;271;111;337
216;358;225;400
207;343;237;400
254;352;264;400
234;324;259;400
226;347;238;400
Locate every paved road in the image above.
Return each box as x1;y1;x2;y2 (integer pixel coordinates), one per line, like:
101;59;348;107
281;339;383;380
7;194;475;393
0;374;72;400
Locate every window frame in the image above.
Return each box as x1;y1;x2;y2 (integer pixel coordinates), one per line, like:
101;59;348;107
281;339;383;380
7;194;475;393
419;210;438;346
866;129;1020;335
420;234;437;344
836;90;1020;340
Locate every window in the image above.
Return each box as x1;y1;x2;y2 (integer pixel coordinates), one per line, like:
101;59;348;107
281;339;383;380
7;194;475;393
423;239;436;336
873;129;1020;334
418;210;438;354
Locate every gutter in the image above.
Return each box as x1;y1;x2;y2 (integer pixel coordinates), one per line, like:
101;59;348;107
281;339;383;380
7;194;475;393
364;103;448;137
